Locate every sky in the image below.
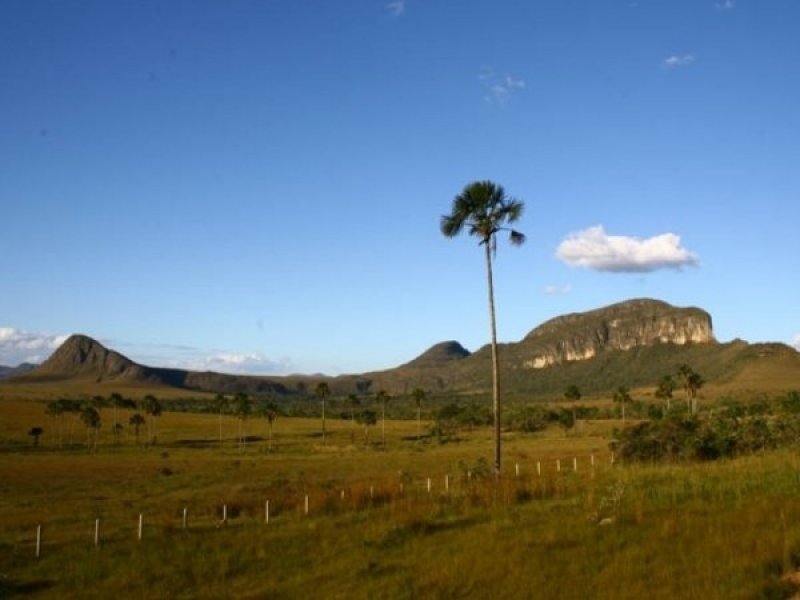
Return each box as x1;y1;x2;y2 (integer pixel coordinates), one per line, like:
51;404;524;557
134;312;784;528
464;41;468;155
1;0;799;375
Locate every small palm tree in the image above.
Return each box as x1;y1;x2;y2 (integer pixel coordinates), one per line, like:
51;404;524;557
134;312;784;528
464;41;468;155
411;388;426;441
613;386;632;423
141;395;162;445
441;180;525;476
28;426;44;447
262;401;279;452
376;390;390;449
80;406;101;451
347;394;360;442
315;382;331;442
655;375;675;412
677;365;704;414
211;393;229;443
231;393;252;451
129;413;146;445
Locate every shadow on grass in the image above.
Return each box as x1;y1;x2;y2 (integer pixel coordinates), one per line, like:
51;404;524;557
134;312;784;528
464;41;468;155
0;578;54;597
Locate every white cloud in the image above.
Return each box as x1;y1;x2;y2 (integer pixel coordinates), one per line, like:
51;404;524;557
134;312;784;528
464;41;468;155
793;334;800;351
556;225;699;273
715;0;734;10
128;342;292;375
544;283;572;296
663;54;695;68
385;1;405;17
0;327;70;366
479;68;525;105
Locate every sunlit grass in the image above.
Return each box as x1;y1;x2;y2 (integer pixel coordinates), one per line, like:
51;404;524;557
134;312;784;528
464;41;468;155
3;398;800;598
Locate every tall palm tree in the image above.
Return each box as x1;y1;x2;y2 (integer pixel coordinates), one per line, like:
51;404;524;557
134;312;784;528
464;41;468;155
613;386;632;423
315;382;331;442
211;393;229;443
232;392;252;451
441;180;525;476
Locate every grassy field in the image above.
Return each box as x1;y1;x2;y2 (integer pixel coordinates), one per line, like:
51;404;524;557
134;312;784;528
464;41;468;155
3;398;800;598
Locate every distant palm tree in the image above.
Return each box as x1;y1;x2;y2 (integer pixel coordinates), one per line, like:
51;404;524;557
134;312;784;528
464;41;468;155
441;180;525;476
142;395;162;445
262;400;279;451
376;390;390;449
28;426;44;447
211;393;229;443
232;393;252;451
129;413;146;445
108;393;126;444
411;388;426;441
80;406;101;451
315;382;331;442
677;365;704;415
613;386;632;423
347;394;360;442
655;375;675;412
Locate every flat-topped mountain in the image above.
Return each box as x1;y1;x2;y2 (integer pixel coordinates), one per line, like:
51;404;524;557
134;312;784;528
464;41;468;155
518;299;714;369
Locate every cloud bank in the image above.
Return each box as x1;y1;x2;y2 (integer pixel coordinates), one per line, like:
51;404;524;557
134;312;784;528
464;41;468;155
556;225;699;273
0;327;70;366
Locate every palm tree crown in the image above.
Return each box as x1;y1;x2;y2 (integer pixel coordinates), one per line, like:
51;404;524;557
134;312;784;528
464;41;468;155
440;181;525;249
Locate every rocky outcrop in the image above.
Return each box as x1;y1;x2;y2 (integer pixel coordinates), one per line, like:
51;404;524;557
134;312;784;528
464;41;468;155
519;299;714;369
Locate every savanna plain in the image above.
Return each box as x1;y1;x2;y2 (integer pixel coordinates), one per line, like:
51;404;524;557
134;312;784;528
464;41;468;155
3;396;800;599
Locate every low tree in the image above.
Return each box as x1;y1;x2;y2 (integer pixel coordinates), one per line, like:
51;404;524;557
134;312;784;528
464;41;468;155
315;382;331;442
28;426;44;447
613;386;632;424
411;387;426;441
44;399;67;447
129;413;146;445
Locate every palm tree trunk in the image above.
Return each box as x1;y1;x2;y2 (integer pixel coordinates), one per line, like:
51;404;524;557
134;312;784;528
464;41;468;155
381;401;386;449
485;242;502;477
417;405;421;441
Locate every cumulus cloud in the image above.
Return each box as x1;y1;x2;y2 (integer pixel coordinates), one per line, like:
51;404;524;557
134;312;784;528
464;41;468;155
385;1;405;17
556;225;699;273
0;327;70;366
663;54;695;68
479;68;525;105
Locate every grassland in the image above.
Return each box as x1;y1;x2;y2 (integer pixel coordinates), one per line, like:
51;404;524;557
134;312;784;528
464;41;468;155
3;398;800;598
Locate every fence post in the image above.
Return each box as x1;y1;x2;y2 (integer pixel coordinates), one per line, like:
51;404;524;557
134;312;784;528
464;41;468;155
183;507;188;530
573;457;578;472
537;461;541;476
36;525;41;558
138;513;143;541
427;477;431;493
304;494;309;515
94;518;100;546
265;500;270;524
515;463;520;478
556;459;561;472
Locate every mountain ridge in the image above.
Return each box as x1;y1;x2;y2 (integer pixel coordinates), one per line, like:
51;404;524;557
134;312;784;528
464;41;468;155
5;298;798;398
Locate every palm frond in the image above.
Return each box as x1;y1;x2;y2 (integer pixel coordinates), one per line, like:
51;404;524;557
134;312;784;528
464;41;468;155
509;229;526;246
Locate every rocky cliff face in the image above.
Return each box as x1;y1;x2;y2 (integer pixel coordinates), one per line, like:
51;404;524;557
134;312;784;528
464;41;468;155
519;298;714;369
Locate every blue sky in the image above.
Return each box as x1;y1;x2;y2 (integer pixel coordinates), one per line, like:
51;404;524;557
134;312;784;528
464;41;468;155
2;0;798;374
